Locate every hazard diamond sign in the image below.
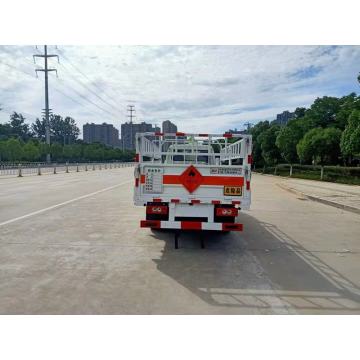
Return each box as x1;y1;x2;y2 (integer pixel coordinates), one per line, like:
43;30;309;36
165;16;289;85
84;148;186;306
179;165;203;193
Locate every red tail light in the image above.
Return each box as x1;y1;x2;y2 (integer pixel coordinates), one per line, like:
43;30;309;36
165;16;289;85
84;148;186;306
146;205;168;215
135;153;140;162
135;178;139;187
246;180;250;190
215;207;238;217
247;155;252;164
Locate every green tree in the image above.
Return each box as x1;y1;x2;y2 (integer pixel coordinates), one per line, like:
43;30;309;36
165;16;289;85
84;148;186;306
50;143;63;161
257;125;282;165
9;112;31;140
335;93;360;130
31;118;46;141
306;96;342;128
297;127;342;165
3;138;23;161
249;121;270;166
275;122;303;163
340;109;360;162
23;141;40;161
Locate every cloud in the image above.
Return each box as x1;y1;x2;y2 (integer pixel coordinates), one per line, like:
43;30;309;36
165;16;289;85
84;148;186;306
1;45;360;136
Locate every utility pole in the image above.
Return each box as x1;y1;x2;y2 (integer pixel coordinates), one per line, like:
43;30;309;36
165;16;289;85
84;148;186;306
34;45;59;163
127;105;136;150
244;122;253;133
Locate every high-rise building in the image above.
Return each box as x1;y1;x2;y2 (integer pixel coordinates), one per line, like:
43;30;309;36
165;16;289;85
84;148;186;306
121;122;160;150
162;120;177;134
274;111;295;126
83;123;120;147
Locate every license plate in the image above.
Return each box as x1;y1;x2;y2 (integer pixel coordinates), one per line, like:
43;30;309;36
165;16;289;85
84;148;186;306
224;186;242;196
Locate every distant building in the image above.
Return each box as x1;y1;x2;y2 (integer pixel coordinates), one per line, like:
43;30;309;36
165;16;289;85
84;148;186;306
83;123;120;147
121;121;160;150
162;120;177;134
274;111;295;126
226;128;247;135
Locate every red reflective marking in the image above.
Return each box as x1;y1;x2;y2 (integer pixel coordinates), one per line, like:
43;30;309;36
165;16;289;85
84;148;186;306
146;205;168;214
171;199;180;203
140;174;146;183
223;133;233;138
176;132;185;136
155;132;163;136
247;154;252;164
246;181;250;190
212;200;221;204
191;199;200;204
222;223;243;231
153;198;162;202
198;133;208;137
135;153;139;162
140;220;161;228
232;200;241;205
181;221;202;230
135;178;139;187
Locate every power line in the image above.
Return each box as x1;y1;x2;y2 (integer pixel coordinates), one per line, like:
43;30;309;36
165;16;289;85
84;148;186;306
57;48;121;112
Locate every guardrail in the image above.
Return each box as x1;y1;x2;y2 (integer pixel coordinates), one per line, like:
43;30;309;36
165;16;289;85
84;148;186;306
0;162;135;178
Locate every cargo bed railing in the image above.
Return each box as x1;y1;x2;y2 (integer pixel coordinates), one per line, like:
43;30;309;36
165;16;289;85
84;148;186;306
135;132;252;166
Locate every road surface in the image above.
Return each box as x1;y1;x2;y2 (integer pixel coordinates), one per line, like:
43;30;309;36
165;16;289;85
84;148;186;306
0;168;359;314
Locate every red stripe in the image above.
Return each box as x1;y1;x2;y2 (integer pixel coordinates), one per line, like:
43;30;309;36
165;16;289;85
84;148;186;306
163;175;244;186
135;153;139;162
247;154;252;164
212;200;221;204
222;223;243;231
223;133;233;138
246;181;250;190
140;220;161;228
181;221;202;230
171;199;180;203
191;199;200;204
153;198;162;202
176;132;185;136
198;133;208;137
155;132;163;136
135;178;139;187
232;200;241;205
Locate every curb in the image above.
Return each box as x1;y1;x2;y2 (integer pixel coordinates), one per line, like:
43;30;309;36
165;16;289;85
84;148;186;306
276;183;360;215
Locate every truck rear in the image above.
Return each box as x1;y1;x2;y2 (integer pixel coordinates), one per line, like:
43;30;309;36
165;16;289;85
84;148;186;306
133;132;252;233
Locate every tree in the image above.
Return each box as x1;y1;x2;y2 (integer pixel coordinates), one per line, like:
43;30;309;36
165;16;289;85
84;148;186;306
23;141;40;161
3;138;23;161
340;109;360;162
50;114;80;145
335;93;360;130
249;121;270;166
31;118;46;141
275;122;303;163
306;96;342;128
257;125;282;165
297;127;342;165
50;143;63;161
9;112;31;140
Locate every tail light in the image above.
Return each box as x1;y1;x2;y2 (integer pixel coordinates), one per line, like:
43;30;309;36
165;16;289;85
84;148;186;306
246;180;250;190
146;205;168;215
215;207;238;217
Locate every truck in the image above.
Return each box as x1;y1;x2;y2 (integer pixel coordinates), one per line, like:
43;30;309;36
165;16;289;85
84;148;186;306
133;131;252;248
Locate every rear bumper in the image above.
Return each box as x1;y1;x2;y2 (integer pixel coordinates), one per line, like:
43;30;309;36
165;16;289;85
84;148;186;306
140;220;243;232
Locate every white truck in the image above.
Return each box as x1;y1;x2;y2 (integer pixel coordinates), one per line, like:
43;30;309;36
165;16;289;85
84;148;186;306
133;131;252;247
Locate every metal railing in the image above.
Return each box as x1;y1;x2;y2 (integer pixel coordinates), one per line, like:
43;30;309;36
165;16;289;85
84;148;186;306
0;162;135;178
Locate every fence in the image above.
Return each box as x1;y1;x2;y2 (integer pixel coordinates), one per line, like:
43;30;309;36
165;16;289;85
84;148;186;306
0;162;135;178
254;164;360;185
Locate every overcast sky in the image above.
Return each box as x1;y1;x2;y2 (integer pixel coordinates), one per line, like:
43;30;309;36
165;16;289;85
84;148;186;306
0;45;359;137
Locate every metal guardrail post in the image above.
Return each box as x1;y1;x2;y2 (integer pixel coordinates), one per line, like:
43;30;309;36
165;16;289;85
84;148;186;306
76;163;79;172
289;165;293;177
320;166;324;180
93;164;95;171
18;163;22;177
105;163;107;169
274;166;277;175
66;162;69;173
53;164;57;174
85;164;88;171
37;163;41;176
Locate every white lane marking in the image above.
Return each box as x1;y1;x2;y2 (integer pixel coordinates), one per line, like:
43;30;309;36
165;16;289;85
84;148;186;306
0;180;131;227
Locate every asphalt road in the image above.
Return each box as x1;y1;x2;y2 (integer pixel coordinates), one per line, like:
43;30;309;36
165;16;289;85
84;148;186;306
0;167;359;314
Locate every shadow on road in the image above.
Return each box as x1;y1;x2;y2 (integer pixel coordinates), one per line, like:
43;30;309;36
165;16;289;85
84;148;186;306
151;213;360;314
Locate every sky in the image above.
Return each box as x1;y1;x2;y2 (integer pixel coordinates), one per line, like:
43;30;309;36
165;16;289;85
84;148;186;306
0;45;359;137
